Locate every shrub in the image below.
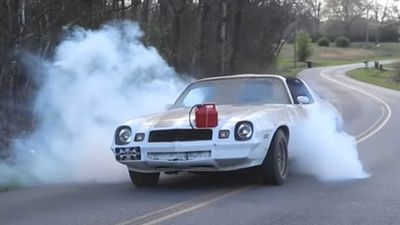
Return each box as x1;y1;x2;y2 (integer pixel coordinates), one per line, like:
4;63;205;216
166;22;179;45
317;37;330;47
296;32;313;62
335;36;350;48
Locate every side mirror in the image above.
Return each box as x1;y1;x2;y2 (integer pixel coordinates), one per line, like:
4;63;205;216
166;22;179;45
296;96;310;105
165;104;172;110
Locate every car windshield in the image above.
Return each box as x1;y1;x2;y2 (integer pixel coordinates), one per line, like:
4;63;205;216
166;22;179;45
173;77;291;108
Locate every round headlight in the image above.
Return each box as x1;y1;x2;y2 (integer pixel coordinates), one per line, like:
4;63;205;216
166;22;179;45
235;122;253;141
118;128;132;144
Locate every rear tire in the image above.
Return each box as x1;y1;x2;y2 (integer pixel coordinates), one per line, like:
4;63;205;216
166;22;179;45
259;129;288;185
129;170;160;187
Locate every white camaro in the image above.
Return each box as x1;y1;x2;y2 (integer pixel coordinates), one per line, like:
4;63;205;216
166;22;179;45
111;74;316;186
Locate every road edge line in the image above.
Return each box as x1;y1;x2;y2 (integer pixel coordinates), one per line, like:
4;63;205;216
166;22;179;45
321;68;392;143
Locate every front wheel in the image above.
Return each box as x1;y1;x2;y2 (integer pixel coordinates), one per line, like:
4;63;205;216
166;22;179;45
129;170;160;187
259;129;288;185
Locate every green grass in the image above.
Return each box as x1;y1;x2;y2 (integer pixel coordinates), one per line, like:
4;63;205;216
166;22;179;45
0;178;23;193
276;58;306;76
0;182;22;192
277;42;400;76
346;63;400;91
351;42;400;58
0;182;20;192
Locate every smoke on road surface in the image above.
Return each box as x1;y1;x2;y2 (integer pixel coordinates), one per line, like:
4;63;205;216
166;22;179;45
0;21;368;187
0;21;184;186
290;101;369;181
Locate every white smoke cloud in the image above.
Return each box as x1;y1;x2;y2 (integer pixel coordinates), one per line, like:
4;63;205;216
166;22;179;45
0;21;184;186
0;21;368;187
290;101;370;182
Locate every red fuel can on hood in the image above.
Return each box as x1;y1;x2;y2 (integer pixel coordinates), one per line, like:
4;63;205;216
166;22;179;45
195;103;218;128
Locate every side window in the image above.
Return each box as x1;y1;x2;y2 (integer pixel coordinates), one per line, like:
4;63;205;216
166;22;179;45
286;78;314;104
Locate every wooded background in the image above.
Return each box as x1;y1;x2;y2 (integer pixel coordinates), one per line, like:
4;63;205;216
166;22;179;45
1;0;400;151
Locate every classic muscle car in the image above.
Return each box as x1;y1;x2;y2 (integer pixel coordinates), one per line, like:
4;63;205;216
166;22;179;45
111;74;316;186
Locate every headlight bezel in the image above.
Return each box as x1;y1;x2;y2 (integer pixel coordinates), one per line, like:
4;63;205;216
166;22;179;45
235;121;254;141
115;126;132;145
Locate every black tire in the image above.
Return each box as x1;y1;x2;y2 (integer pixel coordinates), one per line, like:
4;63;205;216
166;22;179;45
259;129;288;185
129;170;160;187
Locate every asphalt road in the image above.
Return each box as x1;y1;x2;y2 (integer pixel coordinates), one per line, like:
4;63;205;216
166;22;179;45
1;64;400;225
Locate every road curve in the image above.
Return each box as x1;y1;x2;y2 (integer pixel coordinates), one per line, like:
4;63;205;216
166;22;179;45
1;64;400;225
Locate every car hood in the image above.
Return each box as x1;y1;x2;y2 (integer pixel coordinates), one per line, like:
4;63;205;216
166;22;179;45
126;104;291;130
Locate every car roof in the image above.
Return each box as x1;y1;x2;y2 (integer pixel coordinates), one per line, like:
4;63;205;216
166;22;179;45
196;74;287;83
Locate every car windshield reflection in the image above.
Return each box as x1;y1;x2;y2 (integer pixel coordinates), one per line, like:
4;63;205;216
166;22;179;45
174;77;291;108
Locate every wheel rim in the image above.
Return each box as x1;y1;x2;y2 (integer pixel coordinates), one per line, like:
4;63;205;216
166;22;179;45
277;140;287;177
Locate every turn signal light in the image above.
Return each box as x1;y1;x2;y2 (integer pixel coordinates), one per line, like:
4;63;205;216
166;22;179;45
219;130;230;139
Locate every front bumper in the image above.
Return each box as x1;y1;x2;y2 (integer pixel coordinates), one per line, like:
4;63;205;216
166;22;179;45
112;139;267;172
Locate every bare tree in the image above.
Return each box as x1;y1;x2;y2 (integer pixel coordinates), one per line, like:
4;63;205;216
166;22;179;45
167;0;187;69
370;0;397;43
0;0;300;151
304;0;323;35
219;0;228;74
325;0;371;36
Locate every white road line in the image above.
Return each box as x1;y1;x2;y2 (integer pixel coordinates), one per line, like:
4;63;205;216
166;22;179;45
114;187;250;225
321;68;392;143
140;187;248;225
355;104;386;140
114;200;189;225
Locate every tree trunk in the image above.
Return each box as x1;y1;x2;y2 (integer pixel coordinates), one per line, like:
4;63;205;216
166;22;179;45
168;0;186;70
231;0;244;73
131;0;138;20
316;2;321;35
220;0;228;74
142;0;150;23
159;0;168;20
112;0;118;19
172;12;180;69
121;0;125;18
192;0;203;69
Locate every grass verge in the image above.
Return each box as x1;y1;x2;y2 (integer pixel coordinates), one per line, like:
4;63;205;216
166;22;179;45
277;42;400;77
0;182;21;193
346;65;400;91
0;177;22;193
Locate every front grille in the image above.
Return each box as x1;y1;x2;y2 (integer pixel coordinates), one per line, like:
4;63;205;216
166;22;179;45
148;129;213;142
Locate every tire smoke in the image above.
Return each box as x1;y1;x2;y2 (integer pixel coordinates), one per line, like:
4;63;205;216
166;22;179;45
290;101;370;182
0;21;184;186
0;21;369;187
